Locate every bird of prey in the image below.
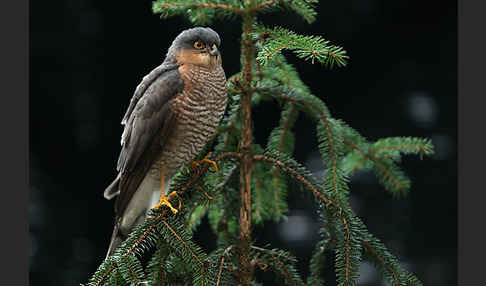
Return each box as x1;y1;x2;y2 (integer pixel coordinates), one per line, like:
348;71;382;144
103;27;227;257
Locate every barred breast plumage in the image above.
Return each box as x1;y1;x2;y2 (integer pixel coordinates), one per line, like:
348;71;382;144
150;63;227;180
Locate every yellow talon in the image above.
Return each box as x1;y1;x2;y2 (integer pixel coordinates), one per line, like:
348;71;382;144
166;190;178;200
190;160;199;171
191;152;219;172
154;167;180;214
153;191;179;214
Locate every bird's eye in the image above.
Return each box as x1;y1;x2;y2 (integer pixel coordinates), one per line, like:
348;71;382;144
193;41;204;49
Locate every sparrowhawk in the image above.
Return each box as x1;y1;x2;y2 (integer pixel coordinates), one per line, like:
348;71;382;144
103;27;227;257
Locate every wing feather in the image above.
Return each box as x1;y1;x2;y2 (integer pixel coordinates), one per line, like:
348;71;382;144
113;64;184;216
116;66;183;173
121;62;179;126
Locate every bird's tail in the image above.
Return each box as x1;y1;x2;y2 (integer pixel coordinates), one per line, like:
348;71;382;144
106;218;123;259
104;173;157;258
104;174;122;259
106;212;148;259
104;174;121;200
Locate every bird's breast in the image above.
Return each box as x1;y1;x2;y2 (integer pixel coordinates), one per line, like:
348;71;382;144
151;65;227;179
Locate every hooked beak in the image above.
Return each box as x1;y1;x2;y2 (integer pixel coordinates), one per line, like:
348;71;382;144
208;45;220;57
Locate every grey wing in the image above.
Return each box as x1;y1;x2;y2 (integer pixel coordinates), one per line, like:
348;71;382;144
116;66;183;174
114;66;184;216
120;62;179;126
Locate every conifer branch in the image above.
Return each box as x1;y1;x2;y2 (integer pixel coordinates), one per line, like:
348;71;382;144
307;239;328;286
251;84;348;199
152;0;243;24
337;122;433;195
361;240;399;286
267;102;297;219
118;255;144;285
374;145;426;153
273;170;282;216
252;151;362;283
272;104;295;216
250;144;290;224
92;263;116;286
251;246;305;286
333;211;362;286
88;210;168;286
253;0;277;10
156;1;242;12
253;153;332;205
343;136;411;195
147;244;170;284
252;164;263;222
160;218;205;267
348;217;422;286
374;159;409;195
351;156;367;173
344;137;400;180
187;205;208;233
341;213;351;282
252;0;318;23
216;245;235;286
127;210;167;255
371;137;434;159
319;118;339;194
255;26;348;67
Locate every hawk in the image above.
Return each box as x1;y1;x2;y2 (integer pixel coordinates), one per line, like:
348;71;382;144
103;27;227;257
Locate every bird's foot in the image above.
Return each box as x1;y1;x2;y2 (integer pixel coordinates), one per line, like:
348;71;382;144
190;152;218;172
153;191;180;214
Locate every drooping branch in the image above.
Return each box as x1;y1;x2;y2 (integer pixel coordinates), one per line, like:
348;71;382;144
343;137;405;193
251;86;346;198
89;210;168;286
253;154;361;285
216;245;235;286
252;155;331;205
251;246;305;286
340;209;352;283
127;211;168;255
361;240;400;286
160;218;205;267
251;161;266;223
93;264;116;286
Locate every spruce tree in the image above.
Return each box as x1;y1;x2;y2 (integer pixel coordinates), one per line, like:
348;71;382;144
86;1;434;285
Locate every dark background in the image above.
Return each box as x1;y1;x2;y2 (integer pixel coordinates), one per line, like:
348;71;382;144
29;0;456;285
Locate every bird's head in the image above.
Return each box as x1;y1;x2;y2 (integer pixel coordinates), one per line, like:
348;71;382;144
167;27;222;69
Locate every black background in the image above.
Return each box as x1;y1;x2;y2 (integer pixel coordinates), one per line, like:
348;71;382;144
30;0;456;285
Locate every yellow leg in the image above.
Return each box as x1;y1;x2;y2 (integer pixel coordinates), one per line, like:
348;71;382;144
152;167;179;214
190;152;219;172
